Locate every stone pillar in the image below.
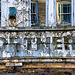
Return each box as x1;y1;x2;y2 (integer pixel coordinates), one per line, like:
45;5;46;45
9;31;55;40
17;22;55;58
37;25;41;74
29;0;31;27
73;0;75;26
71;0;73;26
48;0;56;27
46;0;48;27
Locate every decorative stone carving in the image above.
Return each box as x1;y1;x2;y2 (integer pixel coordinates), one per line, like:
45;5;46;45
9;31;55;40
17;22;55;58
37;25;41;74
0;31;74;57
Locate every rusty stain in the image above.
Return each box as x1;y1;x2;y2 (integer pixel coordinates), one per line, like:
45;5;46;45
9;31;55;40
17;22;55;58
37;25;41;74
0;65;6;69
21;63;75;68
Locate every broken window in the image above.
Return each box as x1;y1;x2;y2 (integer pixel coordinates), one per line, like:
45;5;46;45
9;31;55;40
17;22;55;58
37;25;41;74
56;0;71;26
9;7;16;26
31;0;46;26
9;7;16;19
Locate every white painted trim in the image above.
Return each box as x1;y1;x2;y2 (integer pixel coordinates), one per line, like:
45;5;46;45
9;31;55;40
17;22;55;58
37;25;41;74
46;0;48;27
48;0;54;27
29;0;31;27
71;0;73;26
54;0;56;26
73;0;75;26
1;0;2;27
47;0;56;27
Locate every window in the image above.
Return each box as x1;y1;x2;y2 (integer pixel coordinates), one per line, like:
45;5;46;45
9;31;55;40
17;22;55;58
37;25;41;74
9;7;16;19
31;0;46;26
31;0;39;26
56;0;71;26
9;7;16;27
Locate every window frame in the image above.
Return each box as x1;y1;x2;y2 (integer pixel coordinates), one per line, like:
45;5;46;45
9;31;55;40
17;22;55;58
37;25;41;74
56;1;71;26
31;0;39;26
56;0;74;26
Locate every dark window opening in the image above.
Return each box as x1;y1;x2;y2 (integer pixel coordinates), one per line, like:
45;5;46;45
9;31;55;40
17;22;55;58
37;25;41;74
9;7;16;19
31;0;46;26
31;1;39;26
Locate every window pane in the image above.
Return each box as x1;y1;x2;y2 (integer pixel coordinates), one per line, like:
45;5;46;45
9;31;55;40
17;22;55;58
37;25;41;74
63;4;67;13
31;14;37;25
68;4;71;13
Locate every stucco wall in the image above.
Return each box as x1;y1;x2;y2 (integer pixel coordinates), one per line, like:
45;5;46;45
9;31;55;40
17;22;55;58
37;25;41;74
38;0;46;26
1;0;31;27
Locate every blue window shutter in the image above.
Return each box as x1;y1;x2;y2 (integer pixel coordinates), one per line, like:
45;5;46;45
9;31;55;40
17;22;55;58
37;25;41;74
9;7;16;17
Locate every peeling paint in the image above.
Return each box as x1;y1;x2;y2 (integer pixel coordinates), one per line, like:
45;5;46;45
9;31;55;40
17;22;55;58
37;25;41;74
0;31;74;58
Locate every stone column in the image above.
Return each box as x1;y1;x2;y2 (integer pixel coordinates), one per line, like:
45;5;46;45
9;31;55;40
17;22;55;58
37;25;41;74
73;0;75;26
48;0;56;27
71;0;73;26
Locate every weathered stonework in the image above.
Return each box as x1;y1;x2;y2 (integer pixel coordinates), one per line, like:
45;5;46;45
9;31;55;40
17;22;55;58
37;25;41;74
1;0;31;27
0;30;74;58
